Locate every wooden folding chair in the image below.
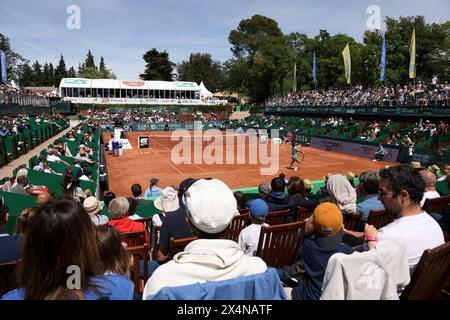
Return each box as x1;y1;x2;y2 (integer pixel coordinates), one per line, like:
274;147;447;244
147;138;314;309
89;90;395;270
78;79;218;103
120;230;146;247
266;209;291;225
224;213;249;242
344;212;363;231
125;245;150;294
401;241;450;300
296;207;314;221
256;221;306;268
423;196;450;215
0;260;19;297
367;209;394;229
168;236;197;260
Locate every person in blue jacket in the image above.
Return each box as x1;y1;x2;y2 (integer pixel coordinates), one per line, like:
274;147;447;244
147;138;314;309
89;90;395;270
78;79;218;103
2;199;134;300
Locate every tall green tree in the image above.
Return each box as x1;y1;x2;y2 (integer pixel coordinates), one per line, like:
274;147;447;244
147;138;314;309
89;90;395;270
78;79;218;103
98;56;116;79
84;49;96;69
67;66;77;78
226;15;288;102
54;55;67;85
0;33;26;82
18;62;34;87
31;61;42;86
177;53;224;92
140;48;174;81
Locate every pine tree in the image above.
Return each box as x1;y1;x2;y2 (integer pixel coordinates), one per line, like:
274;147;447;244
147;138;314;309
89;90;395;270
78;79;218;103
84;50;96;69
54;55;67;85
31;61;42;86
18;63;34;87
67;66;77;77
42;63;50;86
48;63;55;87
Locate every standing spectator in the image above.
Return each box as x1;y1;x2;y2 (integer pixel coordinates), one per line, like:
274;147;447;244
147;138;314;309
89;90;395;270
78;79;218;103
2;199;134;300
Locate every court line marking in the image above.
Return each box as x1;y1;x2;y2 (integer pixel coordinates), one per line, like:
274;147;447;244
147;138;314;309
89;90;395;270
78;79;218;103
148;143;184;175
152;136;208;173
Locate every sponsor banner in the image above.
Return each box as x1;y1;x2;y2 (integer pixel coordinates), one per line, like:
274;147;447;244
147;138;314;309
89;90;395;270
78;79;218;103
310;137;399;162
0;50;7;85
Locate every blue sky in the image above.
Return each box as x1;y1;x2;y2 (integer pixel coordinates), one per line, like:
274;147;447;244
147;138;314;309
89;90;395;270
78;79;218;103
1;0;448;79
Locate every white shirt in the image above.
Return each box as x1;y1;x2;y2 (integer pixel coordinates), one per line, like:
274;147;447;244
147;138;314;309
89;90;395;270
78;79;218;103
238;223;269;256
420;190;441;207
378;212;444;270
79;175;90;181
46;154;61;162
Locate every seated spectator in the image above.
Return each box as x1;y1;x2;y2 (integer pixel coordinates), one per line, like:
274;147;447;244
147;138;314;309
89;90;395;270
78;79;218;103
108;197;148;244
345;172;356;188
257;183;271;200
238;199;269;256
326;174;357;216
316;173;333;199
62;175;85;203
11;176;35;196
360;165;445;271
127;183;152;217
46;148;70;166
177;178;195;208
302;179;313;198
284;203;353;300
84;196;109;226
150;186;195;271
419;169;441;207
2;199;134;300
356;171;384;224
372;143;387;162
36;192;51;206
142;179;270;300
95;224;131;277
264;177;293;212
103;191;116;209
15;207;37;236
287;177;317;215
79;169;92;182
234;191;246;211
144;178;162;198
0;196;22;263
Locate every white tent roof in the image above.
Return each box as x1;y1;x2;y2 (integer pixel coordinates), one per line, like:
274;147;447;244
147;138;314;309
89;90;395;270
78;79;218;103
199;81;213;97
60;78;200;91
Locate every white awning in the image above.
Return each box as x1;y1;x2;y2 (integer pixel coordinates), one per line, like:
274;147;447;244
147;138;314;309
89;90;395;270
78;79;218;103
60;78;92;88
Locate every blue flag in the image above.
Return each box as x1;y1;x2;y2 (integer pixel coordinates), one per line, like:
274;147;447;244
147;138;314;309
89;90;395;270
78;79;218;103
0;50;7;85
312;51;317;83
379;33;386;81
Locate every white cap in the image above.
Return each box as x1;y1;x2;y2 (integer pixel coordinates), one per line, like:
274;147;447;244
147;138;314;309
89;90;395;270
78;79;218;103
183;179;237;234
154;186;180;213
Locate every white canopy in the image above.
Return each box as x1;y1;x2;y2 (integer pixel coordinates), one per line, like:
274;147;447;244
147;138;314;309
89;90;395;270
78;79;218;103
199;81;213;98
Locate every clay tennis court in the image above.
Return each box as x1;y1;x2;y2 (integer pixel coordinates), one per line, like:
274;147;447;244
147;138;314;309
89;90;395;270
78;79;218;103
103;131;392;197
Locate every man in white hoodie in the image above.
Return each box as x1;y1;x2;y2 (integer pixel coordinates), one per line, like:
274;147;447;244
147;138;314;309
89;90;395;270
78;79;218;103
142;178;271;300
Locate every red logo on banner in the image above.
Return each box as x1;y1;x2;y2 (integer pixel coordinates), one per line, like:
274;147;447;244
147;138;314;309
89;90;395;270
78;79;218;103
122;80;145;87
